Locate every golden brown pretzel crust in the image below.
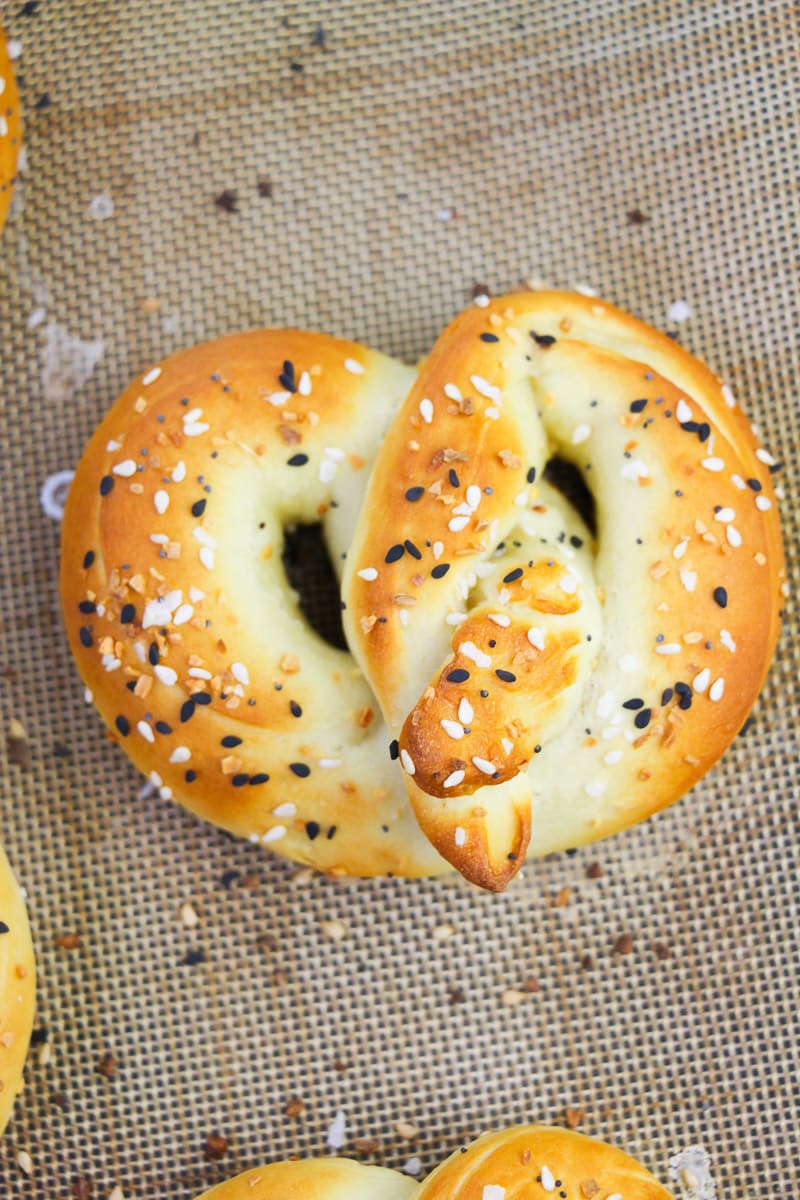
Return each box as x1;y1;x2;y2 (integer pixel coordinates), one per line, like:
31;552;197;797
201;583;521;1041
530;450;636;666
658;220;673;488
194;1126;673;1199
0;845;35;1137
345;291;785;888
0;29;21;234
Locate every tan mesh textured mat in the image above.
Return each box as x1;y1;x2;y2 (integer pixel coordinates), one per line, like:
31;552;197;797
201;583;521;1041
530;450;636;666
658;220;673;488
1;2;797;1196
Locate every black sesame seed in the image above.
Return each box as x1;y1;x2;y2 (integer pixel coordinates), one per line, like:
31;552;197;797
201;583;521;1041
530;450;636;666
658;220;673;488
431;563;450;579
503;567;523;583
155;721;172;735
480;332;499;342
495;669;516;683
530;330;556;347
99;475;114;496
713;586;728;608
287;453;309;467
115;715;130;736
221;735;242;748
185;770;197;782
634;708;652;729
290;700;302;718
79;626;93;648
326;825;337;839
231;774;249;787
82;550;95;569
570;535;583;548
220;869;239;888
278;360;296;391
78;600;96;614
120;603;136;624
622;698;644;710
385;543;405;564
249;773;269;785
527;466;536;483
405;486;425;502
630;398;647;413
404;539;422;560
698;422;711;442
191;498;207;517
389;738;399;760
480;690;489;698
447;669;470;683
148;642;160;665
448;468;460;487
305;821;320;841
289;762;310;778
180;699;196;722
747;478;762;491
661;687;674;706
194;693;211;706
125;680;136;692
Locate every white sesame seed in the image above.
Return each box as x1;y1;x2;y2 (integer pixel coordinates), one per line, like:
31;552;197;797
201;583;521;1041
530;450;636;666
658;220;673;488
137;720;155;743
265;390;291;406
458;641;492;668
621;458;649;481
400;748;416;775
444;382;462;401
183;422;209;436
604;750;624;765
731;473;746;490
673;538;689;559
448;515;470;532
193;527;217;547
755;495;772;511
272;803;296;818
188;668;212;679
676;399;693;424
344;357;364;374
297;370;312;396
183;407;203;423
501;737;514;754
142;366;162;386
419;398;434;424
470;374;501;403
726;525;742;547
159;785;173;800
527;627;545;650
101;655;121;672
701;457;725;472
541;1165;556;1191
607;1195;623;1200
709;677;725;702
756;447;776;466
173;604;193;626
680;569;697;592
171;460;186;482
466;484;482;509
474;293;489;307
585;780;606;797
458;698;474;724
454;825;467;844
357;567;378;581
231;662;250;685
432;540;443;560
482;1187;505;1200
199;546;215;570
715;507;735;522
154;489;169;514
443;770;465;789
487;612;511;626
446;612;467;625
112;459;137;476
484;406;500;419
452;502;473;516
571;423;591;445
720;629;736;652
618;654;638;672
154;665;177;686
561;572;579;593
596;690;615;717
189;587;206;602
667;299;691;323
106;439;122;452
319;459;338;483
722;384;736;407
693;667;711;693
472;755;495;775
169;746;191;763
319;758;342;768
498;587;511;604
656;643;682;655
441;719;465;740
262;825;287;843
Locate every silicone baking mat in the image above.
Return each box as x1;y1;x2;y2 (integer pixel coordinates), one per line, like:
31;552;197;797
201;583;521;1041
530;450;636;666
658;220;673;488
1;2;797;1196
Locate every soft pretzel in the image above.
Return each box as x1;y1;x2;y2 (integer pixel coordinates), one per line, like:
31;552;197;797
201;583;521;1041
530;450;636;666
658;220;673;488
0;28;21;234
344;291;785;888
0;845;35;1137
195;1126;673;1199
61;294;784;890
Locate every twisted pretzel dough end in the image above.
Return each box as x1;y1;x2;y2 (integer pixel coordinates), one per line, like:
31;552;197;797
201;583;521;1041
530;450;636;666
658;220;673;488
0;846;35;1137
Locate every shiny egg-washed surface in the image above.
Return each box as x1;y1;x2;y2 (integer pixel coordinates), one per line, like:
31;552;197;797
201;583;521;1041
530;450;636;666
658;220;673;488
0;1;797;1196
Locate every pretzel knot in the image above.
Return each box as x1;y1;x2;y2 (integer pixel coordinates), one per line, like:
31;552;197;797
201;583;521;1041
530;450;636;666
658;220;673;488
195;1125;674;1199
62;293;784;891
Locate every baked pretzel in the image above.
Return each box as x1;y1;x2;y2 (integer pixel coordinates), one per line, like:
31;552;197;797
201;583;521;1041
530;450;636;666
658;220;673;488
345;292;785;888
195;1125;673;1199
0;845;35;1137
61;295;784;890
0;27;21;234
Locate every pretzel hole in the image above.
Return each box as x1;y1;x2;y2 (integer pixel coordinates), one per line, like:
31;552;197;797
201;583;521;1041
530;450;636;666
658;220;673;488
543;455;596;537
282;523;347;651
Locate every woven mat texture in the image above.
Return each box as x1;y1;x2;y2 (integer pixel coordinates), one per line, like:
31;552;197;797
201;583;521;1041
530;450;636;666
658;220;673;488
0;2;797;1196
